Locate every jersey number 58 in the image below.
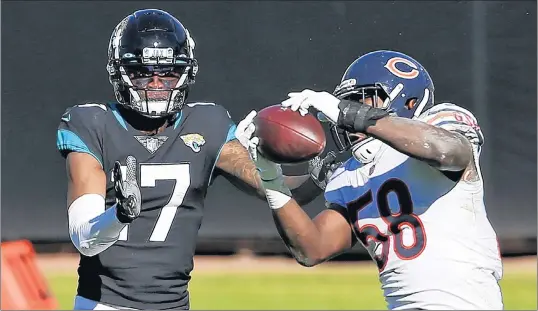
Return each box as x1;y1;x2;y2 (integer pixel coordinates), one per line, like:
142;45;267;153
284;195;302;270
347;178;427;271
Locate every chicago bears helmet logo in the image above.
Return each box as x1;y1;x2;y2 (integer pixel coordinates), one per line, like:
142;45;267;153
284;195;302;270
384;57;420;79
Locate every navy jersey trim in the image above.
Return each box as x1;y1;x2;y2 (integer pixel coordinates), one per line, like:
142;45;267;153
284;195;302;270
56;129;103;167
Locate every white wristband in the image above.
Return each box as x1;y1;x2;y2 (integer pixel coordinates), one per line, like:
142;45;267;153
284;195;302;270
265;189;292;210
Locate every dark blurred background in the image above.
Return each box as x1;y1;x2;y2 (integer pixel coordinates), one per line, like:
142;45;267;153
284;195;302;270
2;1;536;257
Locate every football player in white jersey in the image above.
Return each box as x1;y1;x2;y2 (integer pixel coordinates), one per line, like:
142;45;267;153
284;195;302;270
236;50;503;310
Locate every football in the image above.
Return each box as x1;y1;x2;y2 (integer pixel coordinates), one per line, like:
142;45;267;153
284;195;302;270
253;105;326;164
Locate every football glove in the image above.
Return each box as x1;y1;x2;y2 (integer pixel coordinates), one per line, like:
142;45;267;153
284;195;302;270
236;110;292;209
308;151;341;191
281;89;389;133
281;89;341;123
113;156;141;223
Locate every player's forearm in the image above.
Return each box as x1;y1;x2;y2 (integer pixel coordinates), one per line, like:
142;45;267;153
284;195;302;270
241;172;322;205
366;117;472;171
68;194;126;257
284;175;323;206
271;199;327;267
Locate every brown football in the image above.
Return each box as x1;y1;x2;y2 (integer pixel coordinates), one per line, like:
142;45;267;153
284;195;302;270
254;105;326;164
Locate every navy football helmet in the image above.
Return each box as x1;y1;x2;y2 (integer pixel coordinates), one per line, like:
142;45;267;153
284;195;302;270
106;9;198;118
328;50;435;152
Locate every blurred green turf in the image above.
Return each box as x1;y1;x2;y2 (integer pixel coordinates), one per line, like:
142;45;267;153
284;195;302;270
46;266;536;310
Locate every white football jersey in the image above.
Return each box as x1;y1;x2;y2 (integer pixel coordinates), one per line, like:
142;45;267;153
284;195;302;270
324;103;503;310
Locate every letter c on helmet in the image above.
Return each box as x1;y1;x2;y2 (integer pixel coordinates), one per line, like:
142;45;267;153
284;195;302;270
384;57;420;79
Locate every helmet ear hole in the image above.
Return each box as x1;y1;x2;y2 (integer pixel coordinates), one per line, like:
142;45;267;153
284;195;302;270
405;98;418;110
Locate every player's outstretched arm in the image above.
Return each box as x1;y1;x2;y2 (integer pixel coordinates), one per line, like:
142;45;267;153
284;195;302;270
215;140;322;205
282;91;472;172
66;153;140;257
332;99;473;172
214;139;264;197
227;111;356;265
364;115;473;172
272;200;356;267
66;152;123;257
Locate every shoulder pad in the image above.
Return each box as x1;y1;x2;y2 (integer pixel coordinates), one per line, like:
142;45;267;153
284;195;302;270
57;102;108;166
421;103;479;125
62;102;108;117
60;102;109;129
77;102;108;110
420;102;484;147
185;102;232;119
422;102;476;118
186;102;216;108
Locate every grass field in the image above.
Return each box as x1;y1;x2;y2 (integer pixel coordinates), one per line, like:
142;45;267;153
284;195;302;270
43;255;537;310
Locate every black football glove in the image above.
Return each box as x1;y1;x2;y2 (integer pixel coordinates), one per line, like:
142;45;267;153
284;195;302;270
113;156;141;224
308;151;342;191
337;99;390;133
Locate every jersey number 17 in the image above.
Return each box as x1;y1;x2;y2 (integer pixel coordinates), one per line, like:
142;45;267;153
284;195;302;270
116;163;190;242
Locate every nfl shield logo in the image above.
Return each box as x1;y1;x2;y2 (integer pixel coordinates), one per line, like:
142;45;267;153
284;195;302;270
134;136;168;154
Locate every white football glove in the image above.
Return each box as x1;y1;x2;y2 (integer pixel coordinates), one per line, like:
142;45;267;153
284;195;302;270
281;89;341;123
113;156;141;224
234;110;260;160
234;110;291;209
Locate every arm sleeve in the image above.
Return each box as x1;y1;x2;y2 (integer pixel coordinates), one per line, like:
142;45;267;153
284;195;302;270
56;104;105;167
68;194;126;257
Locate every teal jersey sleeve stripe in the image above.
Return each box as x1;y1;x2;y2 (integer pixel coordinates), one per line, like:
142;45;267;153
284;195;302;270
208;123;238;185
109;103;128;130
174;111;183;129
226;124;237;142
56;129;103;167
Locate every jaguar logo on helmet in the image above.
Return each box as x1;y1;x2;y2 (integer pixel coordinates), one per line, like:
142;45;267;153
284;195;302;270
384;57;420;79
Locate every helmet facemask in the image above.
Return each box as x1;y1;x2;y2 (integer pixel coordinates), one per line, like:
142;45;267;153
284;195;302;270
325;84;391;153
118;61;195;118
